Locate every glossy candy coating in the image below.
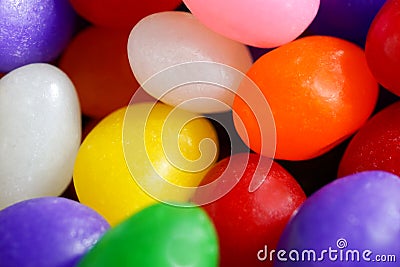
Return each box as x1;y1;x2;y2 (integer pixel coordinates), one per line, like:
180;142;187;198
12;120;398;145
128;11;253;113
78;203;218;267
0;197;109;267
233;36;379;160
0;0;76;72
183;0;320;48
0;64;81;209
307;0;386;46
73;103;218;225
338;101;400;178
366;0;400;96
198;153;306;267
59;27;140;118
275;171;400;267
69;0;181;29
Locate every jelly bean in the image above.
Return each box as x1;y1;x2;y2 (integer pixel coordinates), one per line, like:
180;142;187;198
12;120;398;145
232;36;379;160
338;101;400;178
366;0;400;96
0;0;76;72
73;103;218;225
182;0;320;48
0;64;81;209
0;197;109;267
306;0;386;46
59;27;140;118
128;11;253;113
78;203;218;267
69;0;181;29
275;171;400;266
195;153;306;267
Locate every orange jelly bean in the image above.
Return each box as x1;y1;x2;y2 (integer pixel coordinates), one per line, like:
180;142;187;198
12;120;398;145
59;27;140;119
233;36;378;160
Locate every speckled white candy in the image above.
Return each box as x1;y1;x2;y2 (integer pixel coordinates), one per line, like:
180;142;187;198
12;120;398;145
128;11;253;113
0;63;81;209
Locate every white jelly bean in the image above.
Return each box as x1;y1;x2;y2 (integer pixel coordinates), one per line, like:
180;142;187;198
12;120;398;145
0;63;81;209
128;11;253;113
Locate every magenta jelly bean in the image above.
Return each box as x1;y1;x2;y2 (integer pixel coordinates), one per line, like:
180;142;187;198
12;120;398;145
0;0;76;72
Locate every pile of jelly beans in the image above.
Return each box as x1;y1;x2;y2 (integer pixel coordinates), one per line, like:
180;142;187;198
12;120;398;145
1;0;400;266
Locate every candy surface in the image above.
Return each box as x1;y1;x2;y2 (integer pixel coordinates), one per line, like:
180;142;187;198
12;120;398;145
275;171;400;266
183;0;320;48
128;11;253;113
0;0;76;72
59;27;140;118
197;153;306;267
0;197;109;267
73;103;218;225
307;0;386;46
233;36;379;160
69;0;181;28
338;101;400;178
366;0;400;96
78;203;218;267
0;63;81;209
2;1;400;265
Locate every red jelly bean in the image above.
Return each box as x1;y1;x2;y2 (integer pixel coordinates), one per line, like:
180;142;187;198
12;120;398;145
59;27;140;118
197;153;306;267
338;101;400;178
69;0;182;29
366;0;400;96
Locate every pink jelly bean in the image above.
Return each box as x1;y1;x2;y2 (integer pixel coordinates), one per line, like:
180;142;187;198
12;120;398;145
182;0;320;48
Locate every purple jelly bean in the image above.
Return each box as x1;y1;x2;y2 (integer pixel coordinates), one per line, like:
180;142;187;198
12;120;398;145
0;0;76;72
274;171;400;266
0;197;110;267
306;0;386;46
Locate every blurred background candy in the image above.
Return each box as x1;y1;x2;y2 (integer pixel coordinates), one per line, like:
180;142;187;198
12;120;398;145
183;0;320;48
128;11;253;113
59;26;140;119
306;0;386;47
0;197;109;267
69;0;182;29
73;103;218;225
0;64;81;209
0;0;76;72
366;0;400;96
275;171;400;266
78;203;218;267
338;101;400;178
233;36;379;161
196;153;306;267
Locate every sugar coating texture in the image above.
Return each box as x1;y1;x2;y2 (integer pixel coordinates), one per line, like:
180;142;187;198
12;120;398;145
0;64;81;209
0;0;76;72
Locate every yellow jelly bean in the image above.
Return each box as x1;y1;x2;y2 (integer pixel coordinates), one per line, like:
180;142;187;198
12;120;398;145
73;103;219;225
